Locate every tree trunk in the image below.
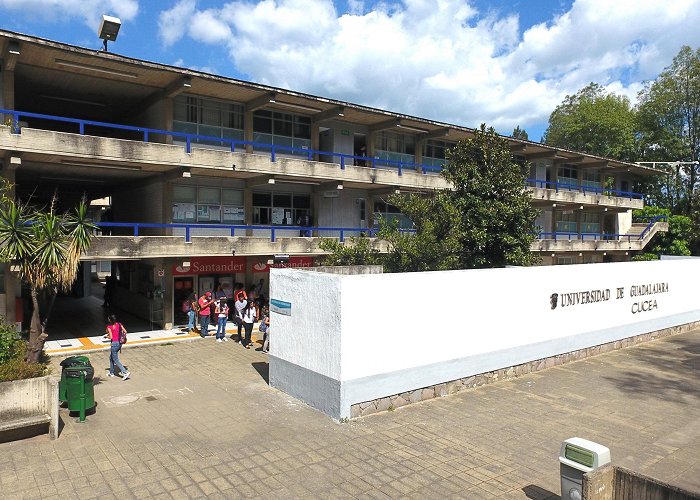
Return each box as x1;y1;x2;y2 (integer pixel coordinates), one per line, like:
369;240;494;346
25;287;47;364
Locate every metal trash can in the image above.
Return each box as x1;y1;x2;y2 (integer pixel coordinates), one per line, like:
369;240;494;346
60;357;95;422
560;437;611;500
59;355;92;402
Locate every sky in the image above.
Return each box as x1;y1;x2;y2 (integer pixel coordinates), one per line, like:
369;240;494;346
1;0;699;141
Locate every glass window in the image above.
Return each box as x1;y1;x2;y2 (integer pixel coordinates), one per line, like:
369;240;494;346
557;165;579;187
252;191;310;226
222;189;243;205
173;185;196;203
293;194;311;209
198;187;220;204
253;192;272;206
581;213;601;233
275;193;292;208
555;211;577;233
173;95;244;146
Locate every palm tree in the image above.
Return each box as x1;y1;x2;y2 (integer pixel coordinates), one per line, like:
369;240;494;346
0;180;97;363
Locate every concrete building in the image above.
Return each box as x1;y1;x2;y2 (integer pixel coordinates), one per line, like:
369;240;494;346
0;30;667;329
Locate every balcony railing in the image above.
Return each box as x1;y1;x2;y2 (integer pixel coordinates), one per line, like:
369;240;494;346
1;108;441;176
97;222;416;243
526;178;643;199
537;215;667;242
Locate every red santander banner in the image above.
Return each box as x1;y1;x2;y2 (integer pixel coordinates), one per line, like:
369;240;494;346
173;256;246;276
250;256;314;273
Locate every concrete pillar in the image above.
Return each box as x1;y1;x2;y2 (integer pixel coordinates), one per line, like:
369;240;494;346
311;121;320;161
415;138;424;168
2;157;17;325
244;188;253;236
163;97;174;145
244;110;254;153
367;132;376;161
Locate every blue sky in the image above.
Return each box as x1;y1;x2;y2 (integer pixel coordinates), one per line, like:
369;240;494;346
1;0;699;141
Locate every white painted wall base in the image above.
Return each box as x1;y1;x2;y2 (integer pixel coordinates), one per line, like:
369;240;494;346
269;259;700;419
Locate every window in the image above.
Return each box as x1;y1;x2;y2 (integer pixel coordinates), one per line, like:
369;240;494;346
374;200;413;229
557;165;579;187
253;191;311;226
173;95;244;146
252;110;311;154
582;169;601;189
172;185;244;224
423;139;454;168
580;213;600;234
555;211;577;233
376;131;415;166
557;256;575;265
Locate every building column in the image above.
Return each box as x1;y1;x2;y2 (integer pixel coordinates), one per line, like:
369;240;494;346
244;110;254;154
415;138;424;168
163;97;174;145
2;156;18;325
311;121;320;161
244;188;253;236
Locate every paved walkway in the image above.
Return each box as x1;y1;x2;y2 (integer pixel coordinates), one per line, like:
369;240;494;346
1;329;699;499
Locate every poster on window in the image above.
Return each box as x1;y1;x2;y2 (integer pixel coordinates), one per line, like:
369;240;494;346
173;203;196;222
271;207;285;225
223;207;245;223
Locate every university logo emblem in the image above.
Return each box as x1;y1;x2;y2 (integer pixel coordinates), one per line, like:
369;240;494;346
550;293;558;310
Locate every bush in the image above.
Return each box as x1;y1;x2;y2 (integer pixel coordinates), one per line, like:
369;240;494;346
0;318;50;382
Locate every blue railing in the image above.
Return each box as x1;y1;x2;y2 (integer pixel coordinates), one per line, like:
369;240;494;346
526;178;644;199
97;222;416;243
1;108;440;176
537;215;667;242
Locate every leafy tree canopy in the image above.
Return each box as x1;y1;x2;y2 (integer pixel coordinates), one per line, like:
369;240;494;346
380;124;539;271
543;83;637;161
632;206;691;260
511;125;529;141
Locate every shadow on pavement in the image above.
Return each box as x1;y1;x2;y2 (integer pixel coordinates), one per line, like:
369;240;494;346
252;362;269;384
602;333;700;404
522;484;560;499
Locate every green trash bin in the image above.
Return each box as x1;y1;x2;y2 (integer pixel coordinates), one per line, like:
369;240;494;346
63;365;95;422
59;355;92;402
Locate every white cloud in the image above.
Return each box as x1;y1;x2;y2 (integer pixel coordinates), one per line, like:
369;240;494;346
157;0;700;137
0;0;139;30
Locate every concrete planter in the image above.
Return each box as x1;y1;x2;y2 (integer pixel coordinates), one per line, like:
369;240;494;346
0;375;59;440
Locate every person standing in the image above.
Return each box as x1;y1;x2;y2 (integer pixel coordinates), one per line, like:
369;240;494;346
234;293;247;343
186;292;198;334
241;299;258;349
198;292;215;337
259;305;270;353
215;297;229;343
104;314;130;380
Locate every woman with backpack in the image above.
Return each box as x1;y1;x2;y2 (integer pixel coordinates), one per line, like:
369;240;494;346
103;314;130;380
241;299;258;349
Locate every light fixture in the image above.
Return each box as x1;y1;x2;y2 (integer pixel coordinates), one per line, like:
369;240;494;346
40;94;107;107
552;203;557;207
10;156;21;165
182;170;191;178
337;183;344;190
55;59;137;78
182;76;192;88
396;123;428;133
268;178;276;184
273;101;322;113
8;41;20;55
98;14;121;52
182;260;190;268
60;160;142;171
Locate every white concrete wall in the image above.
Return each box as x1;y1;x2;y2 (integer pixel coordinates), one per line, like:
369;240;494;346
270;259;700;419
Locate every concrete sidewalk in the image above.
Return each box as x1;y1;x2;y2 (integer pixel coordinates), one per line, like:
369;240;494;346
1;328;699;499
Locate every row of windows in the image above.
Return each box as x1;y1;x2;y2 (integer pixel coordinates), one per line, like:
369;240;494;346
555;212;601;233
171;186;313;226
557;165;601;188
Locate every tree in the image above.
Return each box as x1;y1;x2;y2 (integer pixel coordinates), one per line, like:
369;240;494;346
0;181;97;363
631;206;691;260
511;125;529;141
319;237;382;266
543;83;637;160
380;124;539;271
637;46;700;215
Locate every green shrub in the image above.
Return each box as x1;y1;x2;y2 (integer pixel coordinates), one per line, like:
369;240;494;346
0;318;50;381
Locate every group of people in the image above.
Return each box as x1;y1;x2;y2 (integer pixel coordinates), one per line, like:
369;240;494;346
183;280;270;353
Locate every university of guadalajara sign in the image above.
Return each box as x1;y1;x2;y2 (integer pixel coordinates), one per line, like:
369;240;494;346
550;282;669;314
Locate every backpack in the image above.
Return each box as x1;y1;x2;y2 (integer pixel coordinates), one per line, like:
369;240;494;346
181;299;191;313
118;323;127;345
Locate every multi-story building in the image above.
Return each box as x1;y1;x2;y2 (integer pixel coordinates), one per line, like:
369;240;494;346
0;30;667;329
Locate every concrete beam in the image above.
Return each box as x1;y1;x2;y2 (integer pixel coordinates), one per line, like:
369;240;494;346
4;40;20;71
509;143;528;152
525;150;557;160
553;155;585;164
422;127;451;140
312;106;345;123
368;118;401;134
245;92;277;113
245;174;275;187
163;76;192;99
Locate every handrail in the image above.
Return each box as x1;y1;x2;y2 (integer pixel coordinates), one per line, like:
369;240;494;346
537;215;666;242
0;109;646;194
1;108;438;175
525;178;644;199
97;221;415;243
